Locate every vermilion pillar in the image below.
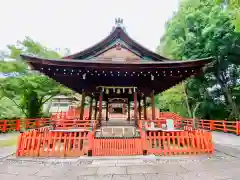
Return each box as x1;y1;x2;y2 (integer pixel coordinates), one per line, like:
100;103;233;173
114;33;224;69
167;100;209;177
143;96;147;120
151;90;156;120
109;105;112;113
127;99;130;121
133;89;137;122
138;98;142;120
106;101;109;121
94;99;98;120
98;91;103;120
123;104;126;114
88;96;93;120
80;91;85;120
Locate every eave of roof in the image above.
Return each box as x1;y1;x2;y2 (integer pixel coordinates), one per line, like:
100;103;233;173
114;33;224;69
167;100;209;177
20;54;212;69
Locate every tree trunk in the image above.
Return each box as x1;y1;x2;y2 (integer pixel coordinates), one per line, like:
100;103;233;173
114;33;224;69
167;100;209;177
215;73;239;119
192;102;201;129
182;83;192;118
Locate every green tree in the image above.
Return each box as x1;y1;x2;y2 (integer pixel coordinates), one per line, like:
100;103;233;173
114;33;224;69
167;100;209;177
0;37;73;118
156;84;189;117
157;0;240;120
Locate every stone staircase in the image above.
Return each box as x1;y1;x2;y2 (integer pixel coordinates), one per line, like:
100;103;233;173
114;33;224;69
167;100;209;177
101;117;136;126
95;126;140;137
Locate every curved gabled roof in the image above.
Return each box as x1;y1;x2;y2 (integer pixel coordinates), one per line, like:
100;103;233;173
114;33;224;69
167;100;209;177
63;25;170;61
21;54;212;69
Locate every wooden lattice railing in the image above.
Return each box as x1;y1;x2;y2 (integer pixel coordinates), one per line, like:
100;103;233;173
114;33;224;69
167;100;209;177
16;125;214;157
145;130;213;155
2;111;240;135
181;118;240;135
156;112;240;135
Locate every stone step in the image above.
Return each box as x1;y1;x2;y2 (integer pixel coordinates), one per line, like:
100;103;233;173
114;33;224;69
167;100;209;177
95;127;140;137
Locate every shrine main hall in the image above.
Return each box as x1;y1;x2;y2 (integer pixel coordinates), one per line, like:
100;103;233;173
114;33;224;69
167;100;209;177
20;18;211;126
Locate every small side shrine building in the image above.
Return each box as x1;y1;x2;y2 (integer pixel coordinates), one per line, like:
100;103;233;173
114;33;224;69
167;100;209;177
21;18;211;126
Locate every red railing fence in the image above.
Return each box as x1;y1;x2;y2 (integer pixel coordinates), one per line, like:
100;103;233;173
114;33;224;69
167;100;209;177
16;130;89;157
16;127;214;157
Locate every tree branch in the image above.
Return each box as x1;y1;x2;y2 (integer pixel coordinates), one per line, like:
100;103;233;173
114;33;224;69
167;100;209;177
5;97;27;116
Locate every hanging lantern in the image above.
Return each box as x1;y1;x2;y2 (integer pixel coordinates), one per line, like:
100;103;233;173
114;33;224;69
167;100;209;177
117;88;121;94
113;88;115;93
106;89;109;94
122;88;125;93
82;73;86;80
128;88;132;94
151;74;154;81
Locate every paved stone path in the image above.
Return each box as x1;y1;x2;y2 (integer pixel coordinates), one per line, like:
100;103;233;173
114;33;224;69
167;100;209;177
0;154;240;180
0;131;240;179
212;131;240;148
0;132;19;141
211;131;240;158
0;147;16;159
0;132;19;159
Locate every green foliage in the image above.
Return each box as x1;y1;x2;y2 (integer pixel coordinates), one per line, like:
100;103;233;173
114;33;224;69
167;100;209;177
0;97;22;119
155;84;189;117
8;37;61;59
157;0;240;120
0;37;73;119
0;61;27;73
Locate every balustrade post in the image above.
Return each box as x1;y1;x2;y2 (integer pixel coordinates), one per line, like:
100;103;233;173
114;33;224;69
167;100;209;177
2;120;7;132
236;121;240;136
210;121;214;131
25;119;29;130
87;132;94;156
223;121;227;133
16;119;21;131
36;119;40;128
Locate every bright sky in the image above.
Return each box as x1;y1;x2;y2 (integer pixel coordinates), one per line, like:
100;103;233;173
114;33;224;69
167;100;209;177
0;0;179;54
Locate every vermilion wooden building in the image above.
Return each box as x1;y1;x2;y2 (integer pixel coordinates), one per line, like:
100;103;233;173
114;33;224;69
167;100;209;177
21;18;211;126
17;18;214;157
